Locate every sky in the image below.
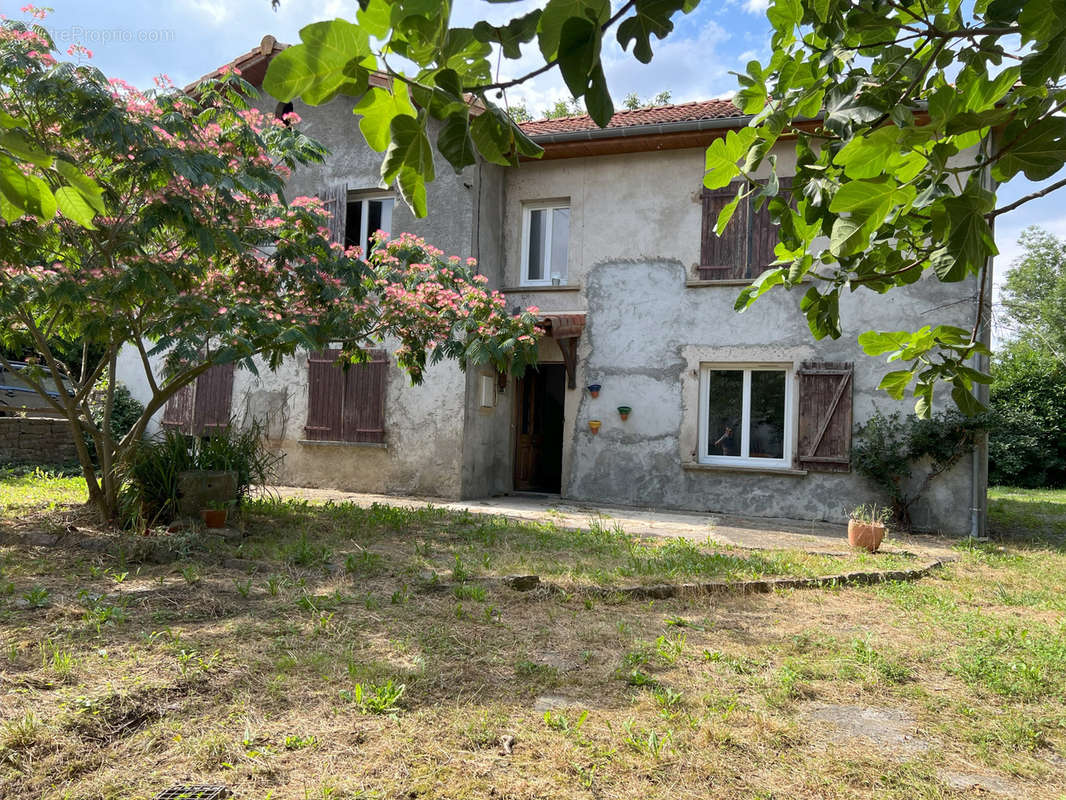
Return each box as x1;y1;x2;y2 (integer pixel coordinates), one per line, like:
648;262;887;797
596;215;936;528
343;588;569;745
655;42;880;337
6;0;1062;333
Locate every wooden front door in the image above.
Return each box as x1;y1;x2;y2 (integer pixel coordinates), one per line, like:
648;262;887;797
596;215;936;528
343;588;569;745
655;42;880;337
513;364;566;492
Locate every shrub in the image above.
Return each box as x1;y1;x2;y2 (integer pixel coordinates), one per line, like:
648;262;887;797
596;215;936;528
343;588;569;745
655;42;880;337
118;420;281;526
853;410;991;529
988;347;1066;488
86;382;145;465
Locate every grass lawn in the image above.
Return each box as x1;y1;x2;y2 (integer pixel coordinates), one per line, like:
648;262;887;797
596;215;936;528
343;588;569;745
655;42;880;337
0;475;1063;799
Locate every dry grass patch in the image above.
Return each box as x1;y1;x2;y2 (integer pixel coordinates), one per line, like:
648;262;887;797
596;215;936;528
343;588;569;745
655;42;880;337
0;485;1062;798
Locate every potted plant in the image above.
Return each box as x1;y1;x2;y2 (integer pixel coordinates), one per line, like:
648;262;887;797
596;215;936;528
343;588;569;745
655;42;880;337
200;499;232;529
847;504;891;552
588;419;602;434
587;383;601;398
617;405;632;421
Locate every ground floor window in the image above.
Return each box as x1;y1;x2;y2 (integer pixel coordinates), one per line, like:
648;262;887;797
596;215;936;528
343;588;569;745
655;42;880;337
698;364;792;468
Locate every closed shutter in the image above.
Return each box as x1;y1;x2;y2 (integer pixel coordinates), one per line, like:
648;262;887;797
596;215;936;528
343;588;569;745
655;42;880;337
748;177;793;278
192;362;234;435
341;349;387;443
699;185;748;280
161;381;194;432
305;349;345;441
321;184;348;246
796;361;853;472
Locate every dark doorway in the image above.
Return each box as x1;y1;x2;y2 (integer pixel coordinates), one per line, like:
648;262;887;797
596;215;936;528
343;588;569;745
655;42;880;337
513;364;566;493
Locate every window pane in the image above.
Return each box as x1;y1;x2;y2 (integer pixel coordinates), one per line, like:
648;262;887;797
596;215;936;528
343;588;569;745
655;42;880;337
749;370;786;459
527;209;545;281
706;370;743;457
379;197;393;239
344;201;362;251
550;206;569;280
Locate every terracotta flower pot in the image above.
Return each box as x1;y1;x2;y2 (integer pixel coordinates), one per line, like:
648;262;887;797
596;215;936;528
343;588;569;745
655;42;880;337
588;420;602;434
617;405;632;421
201;508;228;529
847;519;884;552
587;384;601;398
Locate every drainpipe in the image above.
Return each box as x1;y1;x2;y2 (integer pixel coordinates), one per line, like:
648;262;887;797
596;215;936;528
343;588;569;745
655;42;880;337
972;138;995;538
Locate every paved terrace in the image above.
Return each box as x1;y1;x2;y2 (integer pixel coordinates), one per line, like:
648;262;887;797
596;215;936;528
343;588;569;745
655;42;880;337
270;487;961;560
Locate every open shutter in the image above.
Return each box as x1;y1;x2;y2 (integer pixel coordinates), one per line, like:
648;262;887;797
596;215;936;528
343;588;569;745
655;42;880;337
161;381;194;433
321;184;348;246
796;361;853;472
305;349;345;441
699;184;748;280
192;362;234;435
748;177;794;278
341;349;387;443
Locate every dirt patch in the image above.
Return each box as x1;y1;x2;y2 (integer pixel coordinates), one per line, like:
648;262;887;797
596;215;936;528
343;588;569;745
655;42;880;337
802;703;932;759
940;771;1026;797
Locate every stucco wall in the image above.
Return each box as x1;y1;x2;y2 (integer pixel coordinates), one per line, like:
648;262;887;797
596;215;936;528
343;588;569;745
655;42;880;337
500;145;980;534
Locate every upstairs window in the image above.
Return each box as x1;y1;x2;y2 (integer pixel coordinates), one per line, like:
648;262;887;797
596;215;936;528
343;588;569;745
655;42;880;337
346;194;394;256
521;201;570;286
698;178;793;281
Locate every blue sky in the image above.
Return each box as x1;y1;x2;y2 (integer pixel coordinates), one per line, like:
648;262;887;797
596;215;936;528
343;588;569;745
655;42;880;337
9;0;1062;318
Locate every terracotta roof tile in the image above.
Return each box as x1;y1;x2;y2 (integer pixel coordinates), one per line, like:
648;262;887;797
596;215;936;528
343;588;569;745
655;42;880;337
518;98;743;136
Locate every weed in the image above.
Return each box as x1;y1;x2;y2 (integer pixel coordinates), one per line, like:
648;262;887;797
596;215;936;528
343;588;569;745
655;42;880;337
22;585;50;608
622;720;672;759
451;554;471;582
655;632;685;664
342;680;405;715
233;578;252;598
544;709;588;737
345;549;384;574
453;583;486;602
284;734;318;750
179;565;200;585
266;574;284;597
390;585;410;605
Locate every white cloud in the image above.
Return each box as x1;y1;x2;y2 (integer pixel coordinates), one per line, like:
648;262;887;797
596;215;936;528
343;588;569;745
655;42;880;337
738;49;758;62
743;0;770;13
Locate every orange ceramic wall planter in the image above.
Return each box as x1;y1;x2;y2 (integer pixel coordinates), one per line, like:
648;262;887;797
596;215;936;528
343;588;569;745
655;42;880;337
847;520;884;552
588;420;602;434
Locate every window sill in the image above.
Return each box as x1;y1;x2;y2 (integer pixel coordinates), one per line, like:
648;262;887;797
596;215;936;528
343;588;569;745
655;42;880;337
501;283;581;293
298;439;387;450
682;461;807;477
685;279;756;288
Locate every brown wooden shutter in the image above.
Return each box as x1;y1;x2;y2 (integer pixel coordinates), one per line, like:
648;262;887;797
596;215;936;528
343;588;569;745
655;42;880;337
699;184;748;280
321;184;348;246
192;362;234;435
305;349;345;441
748;178;794;278
161;381;194;433
341;349;387;443
796;361;853;472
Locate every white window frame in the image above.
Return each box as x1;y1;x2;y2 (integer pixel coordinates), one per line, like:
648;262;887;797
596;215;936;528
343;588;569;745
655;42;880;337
698;363;793;469
520;200;569;286
347;191;394;255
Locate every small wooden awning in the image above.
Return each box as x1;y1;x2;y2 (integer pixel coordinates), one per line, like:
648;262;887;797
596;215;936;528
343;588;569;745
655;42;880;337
537;313;586;389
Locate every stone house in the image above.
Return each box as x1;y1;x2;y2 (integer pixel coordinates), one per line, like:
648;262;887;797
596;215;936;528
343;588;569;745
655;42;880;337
118;37;988;535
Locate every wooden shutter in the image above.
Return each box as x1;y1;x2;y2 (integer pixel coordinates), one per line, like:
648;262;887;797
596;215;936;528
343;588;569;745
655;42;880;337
305;349;345;441
699;184;748;280
161;381;194;433
796;361;853;472
748;177;794;278
192;362;234;436
321;184;348;246
341;349;387;443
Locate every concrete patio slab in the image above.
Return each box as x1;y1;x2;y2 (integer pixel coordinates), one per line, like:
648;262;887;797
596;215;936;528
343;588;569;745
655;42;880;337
268;486;961;560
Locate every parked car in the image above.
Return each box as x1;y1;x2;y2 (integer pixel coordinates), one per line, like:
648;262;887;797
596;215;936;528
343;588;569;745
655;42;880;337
0;361;74;415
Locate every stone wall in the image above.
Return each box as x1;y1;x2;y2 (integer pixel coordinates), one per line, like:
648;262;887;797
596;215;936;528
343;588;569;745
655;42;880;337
0;417;78;466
